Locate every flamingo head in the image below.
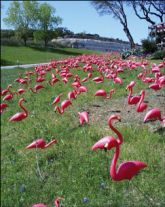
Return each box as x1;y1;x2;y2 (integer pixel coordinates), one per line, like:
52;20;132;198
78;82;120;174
140;90;145;96
126;81;136;90
108;114;121;126
7;84;12;89
18;98;26;105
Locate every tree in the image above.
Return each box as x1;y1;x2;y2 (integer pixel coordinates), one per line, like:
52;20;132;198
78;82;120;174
129;1;165;25
35;2;62;47
91;1;135;48
3;1;39;46
141;39;157;53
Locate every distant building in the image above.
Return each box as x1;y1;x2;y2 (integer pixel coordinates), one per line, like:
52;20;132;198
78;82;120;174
51;37;133;52
148;22;165;50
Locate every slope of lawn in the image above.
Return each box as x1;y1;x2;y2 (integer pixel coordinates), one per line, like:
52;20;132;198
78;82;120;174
1;54;165;207
1;46;101;66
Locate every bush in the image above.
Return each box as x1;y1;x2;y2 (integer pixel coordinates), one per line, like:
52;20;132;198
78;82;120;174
151;50;165;59
141;39;157;53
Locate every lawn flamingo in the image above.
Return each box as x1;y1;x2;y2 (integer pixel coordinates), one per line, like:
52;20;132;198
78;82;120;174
54;99;72;114
92;115;123;151
1;84;12;96
32;204;47;207
29;85;44;93
94;89;107;98
126;81;141;105
52;93;63;105
2;85;15;101
136;90;148;113
54;197;64;207
92;135;147;181
78;111;89;125
0;103;8;113
68;91;76;100
92;74;104;83
3;92;15;101
26;138;57;149
9;98;28;122
17;88;26;95
144;108;165;125
94;89;115;99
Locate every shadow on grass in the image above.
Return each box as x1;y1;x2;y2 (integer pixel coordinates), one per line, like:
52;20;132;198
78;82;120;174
29;46;82;56
155;127;165;137
1;59;16;66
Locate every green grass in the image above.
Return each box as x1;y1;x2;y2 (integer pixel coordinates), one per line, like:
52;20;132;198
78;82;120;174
1;46;101;66
1;54;165;207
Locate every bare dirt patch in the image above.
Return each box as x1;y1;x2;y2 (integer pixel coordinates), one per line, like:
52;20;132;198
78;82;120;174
82;88;165;133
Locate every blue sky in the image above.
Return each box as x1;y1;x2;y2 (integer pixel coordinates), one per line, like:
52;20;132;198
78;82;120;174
1;1;159;44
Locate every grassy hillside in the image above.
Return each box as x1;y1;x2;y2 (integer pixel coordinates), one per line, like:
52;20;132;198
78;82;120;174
1;54;165;207
1;46;101;66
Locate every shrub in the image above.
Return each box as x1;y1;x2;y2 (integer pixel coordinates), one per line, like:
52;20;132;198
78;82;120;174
141;39;157;53
151;50;165;59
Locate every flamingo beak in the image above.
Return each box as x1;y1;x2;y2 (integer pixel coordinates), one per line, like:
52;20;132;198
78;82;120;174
118;116;121;122
104;143;108;151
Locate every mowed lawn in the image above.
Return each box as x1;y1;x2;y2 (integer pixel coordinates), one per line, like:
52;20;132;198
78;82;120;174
1;50;165;207
1;46;101;66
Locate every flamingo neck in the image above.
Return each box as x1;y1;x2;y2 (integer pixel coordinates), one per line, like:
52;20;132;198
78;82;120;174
128;87;133;104
44;141;55;148
56;106;63;114
110;145;119;180
109;119;123;145
137;91;144;110
29;88;36;93
19;101;28;116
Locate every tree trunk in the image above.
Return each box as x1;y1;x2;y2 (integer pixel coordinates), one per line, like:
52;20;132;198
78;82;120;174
44;38;47;48
123;27;135;49
23;38;27;46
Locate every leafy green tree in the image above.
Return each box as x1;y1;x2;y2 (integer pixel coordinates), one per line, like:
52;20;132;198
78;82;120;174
3;1;39;46
141;39;157;53
35;2;62;47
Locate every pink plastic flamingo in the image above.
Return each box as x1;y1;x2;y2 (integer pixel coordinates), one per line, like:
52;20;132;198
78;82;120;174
52;93;63;105
54;197;64;207
9;98;28;122
144;108;165;124
92;135;147;181
78;111;89;125
126;81;141;105
0;103;8;113
26;138;57;149
32;204;47;207
92;115;123;151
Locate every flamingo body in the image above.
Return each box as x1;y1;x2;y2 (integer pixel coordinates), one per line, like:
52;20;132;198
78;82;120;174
144;108;164;122
9;98;28;122
3;94;13;101
52;93;63;105
110;144;147;181
0;103;8;113
32;204;47;207
92;136;116;150
94;89;107;98
68;91;76;100
26;138;57;149
61;100;72;112
78;111;89;125
9;112;27;122
111;159;147;181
